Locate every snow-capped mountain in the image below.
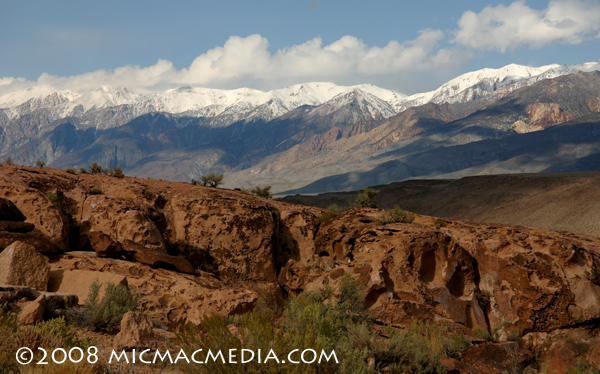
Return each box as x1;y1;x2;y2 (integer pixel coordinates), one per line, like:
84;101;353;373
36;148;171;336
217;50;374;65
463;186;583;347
2;62;598;132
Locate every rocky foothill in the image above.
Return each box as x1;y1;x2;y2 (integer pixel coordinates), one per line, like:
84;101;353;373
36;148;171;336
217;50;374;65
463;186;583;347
1;165;600;373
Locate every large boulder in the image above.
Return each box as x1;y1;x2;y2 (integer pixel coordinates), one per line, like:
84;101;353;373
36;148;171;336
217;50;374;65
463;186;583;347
114;311;156;350
0;232;63;253
0;186;69;251
166;193;279;281
81;196;167;253
0;241;50;291
88;231;123;258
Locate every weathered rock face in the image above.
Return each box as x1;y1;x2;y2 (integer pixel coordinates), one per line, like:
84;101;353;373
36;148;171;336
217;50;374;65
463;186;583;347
277;210;600;339
0;183;69;251
0;241;50;291
49;252;259;326
81;195;167;253
166;192;280;282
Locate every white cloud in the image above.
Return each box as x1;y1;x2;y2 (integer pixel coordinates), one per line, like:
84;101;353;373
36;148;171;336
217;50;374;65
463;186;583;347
454;0;600;52
0;32;466;95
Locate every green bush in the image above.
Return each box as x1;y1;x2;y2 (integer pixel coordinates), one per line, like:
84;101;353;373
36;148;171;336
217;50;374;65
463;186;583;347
317;211;339;222
0;304;92;373
79;167;87;173
472;326;491;341
4;157;13;165
89;187;102;195
199;172;224;187
380;205;415;224
355;187;380;208
65;167;77;174
108;165;124;178
250;185;272;199
83;281;139;333
177;273;454;374
88;162;103;174
434;219;446;229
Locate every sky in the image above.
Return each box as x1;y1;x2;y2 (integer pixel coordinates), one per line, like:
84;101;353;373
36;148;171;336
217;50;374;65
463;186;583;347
1;0;600;95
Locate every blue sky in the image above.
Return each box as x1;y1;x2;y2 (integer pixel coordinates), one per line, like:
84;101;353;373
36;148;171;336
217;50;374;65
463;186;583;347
1;0;600;94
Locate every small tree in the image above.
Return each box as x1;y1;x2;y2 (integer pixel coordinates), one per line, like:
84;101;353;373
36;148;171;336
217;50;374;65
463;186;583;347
250;186;272;199
35;159;46;168
200;172;224;188
108;165;124;178
88;162;103;174
356;187;380;208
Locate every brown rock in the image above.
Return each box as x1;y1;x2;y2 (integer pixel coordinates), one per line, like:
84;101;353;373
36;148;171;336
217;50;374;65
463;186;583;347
0;198;26;222
48;269;128;305
122;240;194;274
0;221;35;233
0;232;63;253
114;311;156;350
0;187;69;251
167;194;279;281
49;252;259;326
81;196;167;253
19;295;47;325
89;231;123;258
0;241;50;291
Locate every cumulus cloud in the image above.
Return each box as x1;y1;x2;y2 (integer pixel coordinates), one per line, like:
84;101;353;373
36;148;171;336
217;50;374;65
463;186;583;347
0;32;466;95
454;0;600;52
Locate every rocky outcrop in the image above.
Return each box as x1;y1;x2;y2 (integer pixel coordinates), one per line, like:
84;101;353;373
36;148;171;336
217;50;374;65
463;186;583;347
166;192;280;282
114;311;156;350
0;241;50;291
81;195;167;253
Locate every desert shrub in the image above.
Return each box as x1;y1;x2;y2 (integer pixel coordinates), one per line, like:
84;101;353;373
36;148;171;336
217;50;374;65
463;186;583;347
433;218;446;229
506;327;522;341
88;162;103;174
355;187;380;208
380;205;415;224
325;203;345;213
65;167;77;174
177;273;454;374
46;192;59;203
108;165;124;178
317;210;339;222
250;185;272;199
0;305;93;374
89;187;102;195
472;326;491;341
83;281;139;333
35;159;46;168
79;167;87;173
4;157;13;165
564;358;600;374
199;172;224;187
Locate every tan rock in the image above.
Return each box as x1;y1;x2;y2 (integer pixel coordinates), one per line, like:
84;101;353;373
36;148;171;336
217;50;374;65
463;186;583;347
48;269;128;305
0;186;69;251
81;196;167;253
166;194;279;281
0;241;50;291
114;311;156;350
0;232;62;253
19;295;46;325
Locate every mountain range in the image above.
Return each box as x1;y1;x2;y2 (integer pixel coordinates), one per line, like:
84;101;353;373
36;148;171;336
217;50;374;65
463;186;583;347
1;61;599;193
